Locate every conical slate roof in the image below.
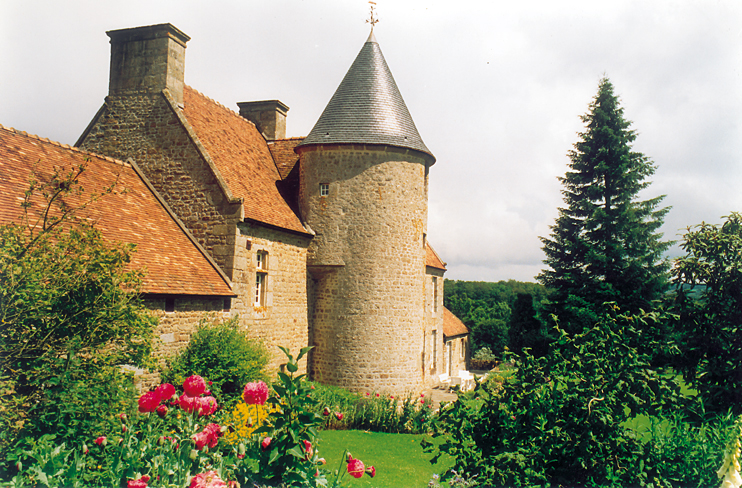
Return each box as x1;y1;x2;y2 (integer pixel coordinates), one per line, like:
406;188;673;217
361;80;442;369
297;31;434;162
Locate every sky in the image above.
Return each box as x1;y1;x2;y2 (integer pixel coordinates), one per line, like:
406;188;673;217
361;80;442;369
2;0;741;283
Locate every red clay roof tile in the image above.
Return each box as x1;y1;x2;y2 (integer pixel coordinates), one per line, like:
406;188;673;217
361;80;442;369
426;242;446;270
442;307;469;338
268;137;303;180
181;87;306;234
0;125;233;297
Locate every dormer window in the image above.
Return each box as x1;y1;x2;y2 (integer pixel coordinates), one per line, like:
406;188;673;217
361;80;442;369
320;183;329;197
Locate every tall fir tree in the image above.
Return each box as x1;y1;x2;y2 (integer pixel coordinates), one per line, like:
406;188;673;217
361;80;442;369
538;77;671;333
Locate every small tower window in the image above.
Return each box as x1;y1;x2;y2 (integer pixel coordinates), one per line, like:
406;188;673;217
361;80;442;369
319;183;329;197
256;251;268;270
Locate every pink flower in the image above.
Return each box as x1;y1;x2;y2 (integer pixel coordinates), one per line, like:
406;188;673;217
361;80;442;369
183;375;207;397
261;437;271;451
375;393;380;397
366;466;376;478
227;482;239;488
421;398;425;404
196;396;218;416
119;413;127;421
94;436;107;446
365;392;370;396
155;383;176;402
138;391;161;413
179;393;198;413
242;381;269;405
156;404;169;418
122;425;127;433
189;470;227;488
335;412;344;421
193;423;222;450
347;456;365;478
303;440;313;459
128;475;151;488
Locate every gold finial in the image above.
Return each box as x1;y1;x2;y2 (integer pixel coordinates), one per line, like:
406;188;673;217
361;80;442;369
366;1;379;29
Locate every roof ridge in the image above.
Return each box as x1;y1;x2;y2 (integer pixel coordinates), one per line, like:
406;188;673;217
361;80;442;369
268;137;305;143
0;123;131;168
184;85;258;130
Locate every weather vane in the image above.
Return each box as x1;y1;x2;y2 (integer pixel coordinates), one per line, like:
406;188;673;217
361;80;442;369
366;1;379;29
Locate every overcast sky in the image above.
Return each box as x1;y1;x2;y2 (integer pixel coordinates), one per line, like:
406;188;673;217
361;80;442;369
2;0;741;283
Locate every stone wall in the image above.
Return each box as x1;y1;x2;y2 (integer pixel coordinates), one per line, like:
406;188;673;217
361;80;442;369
425;267;445;386
79;92;242;274
231;222;312;374
298;145;430;394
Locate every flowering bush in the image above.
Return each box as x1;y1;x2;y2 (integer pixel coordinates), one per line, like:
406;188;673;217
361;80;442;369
4;348;374;487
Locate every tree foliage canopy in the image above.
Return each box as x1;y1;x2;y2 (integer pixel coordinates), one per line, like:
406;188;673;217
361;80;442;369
538;77;671;332
669;212;742;413
0;163;155;455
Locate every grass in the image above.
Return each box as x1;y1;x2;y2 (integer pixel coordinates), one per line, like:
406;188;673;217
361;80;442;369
316;430;454;488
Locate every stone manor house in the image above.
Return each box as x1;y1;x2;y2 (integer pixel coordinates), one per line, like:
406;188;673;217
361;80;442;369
0;23;469;394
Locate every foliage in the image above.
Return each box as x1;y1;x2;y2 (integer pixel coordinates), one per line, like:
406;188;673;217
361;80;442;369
310;383;436;434
538;77;671;334
424;306;683;486
507;293;548;358
470;318;508;357
0;163;155;467
668;212;742;414
161;316;270;404
633;410;736;486
4;349;377;488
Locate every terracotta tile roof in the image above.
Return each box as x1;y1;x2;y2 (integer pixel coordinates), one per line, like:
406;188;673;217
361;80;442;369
181;87;307;234
442;307;469;338
425;242;446;270
0;125;234;297
268;138;303;180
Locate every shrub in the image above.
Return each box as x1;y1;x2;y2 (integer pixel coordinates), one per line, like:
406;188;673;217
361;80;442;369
161;316;269;404
425;306;684;486
0;163;154;469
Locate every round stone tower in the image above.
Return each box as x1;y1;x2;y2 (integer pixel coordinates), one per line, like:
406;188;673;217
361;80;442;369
296;30;436;393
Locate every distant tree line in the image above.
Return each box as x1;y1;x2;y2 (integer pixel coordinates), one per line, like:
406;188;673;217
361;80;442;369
443;280;550;359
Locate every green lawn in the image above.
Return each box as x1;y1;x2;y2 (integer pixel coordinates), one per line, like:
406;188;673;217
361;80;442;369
316;430;454;488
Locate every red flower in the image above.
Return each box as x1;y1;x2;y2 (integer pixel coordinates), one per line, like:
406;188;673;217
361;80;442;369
365;466;376;478
261;437;272;451
334;412;344;421
127;475;151;488
189;470;227;488
122;425;127;433
155;383;176;402
303;440;313;459
323;407;330;416
94;436;107;446
183;375;207;397
179;393;198;413
242;381;269;405
347;456;365;478
375;393;380;397
82;444;89;455
156;404;169;418
138;391;160;413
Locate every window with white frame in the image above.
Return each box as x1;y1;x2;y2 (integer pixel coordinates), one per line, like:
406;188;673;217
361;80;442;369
255;272;266;307
431;330;437;371
255;251;268;307
319;183;329;197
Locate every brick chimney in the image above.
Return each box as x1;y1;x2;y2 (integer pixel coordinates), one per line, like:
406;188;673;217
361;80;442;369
237;100;289;140
106;24;190;106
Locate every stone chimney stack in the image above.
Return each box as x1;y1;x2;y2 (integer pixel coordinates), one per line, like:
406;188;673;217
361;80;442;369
107;23;190;106
237;100;289;140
